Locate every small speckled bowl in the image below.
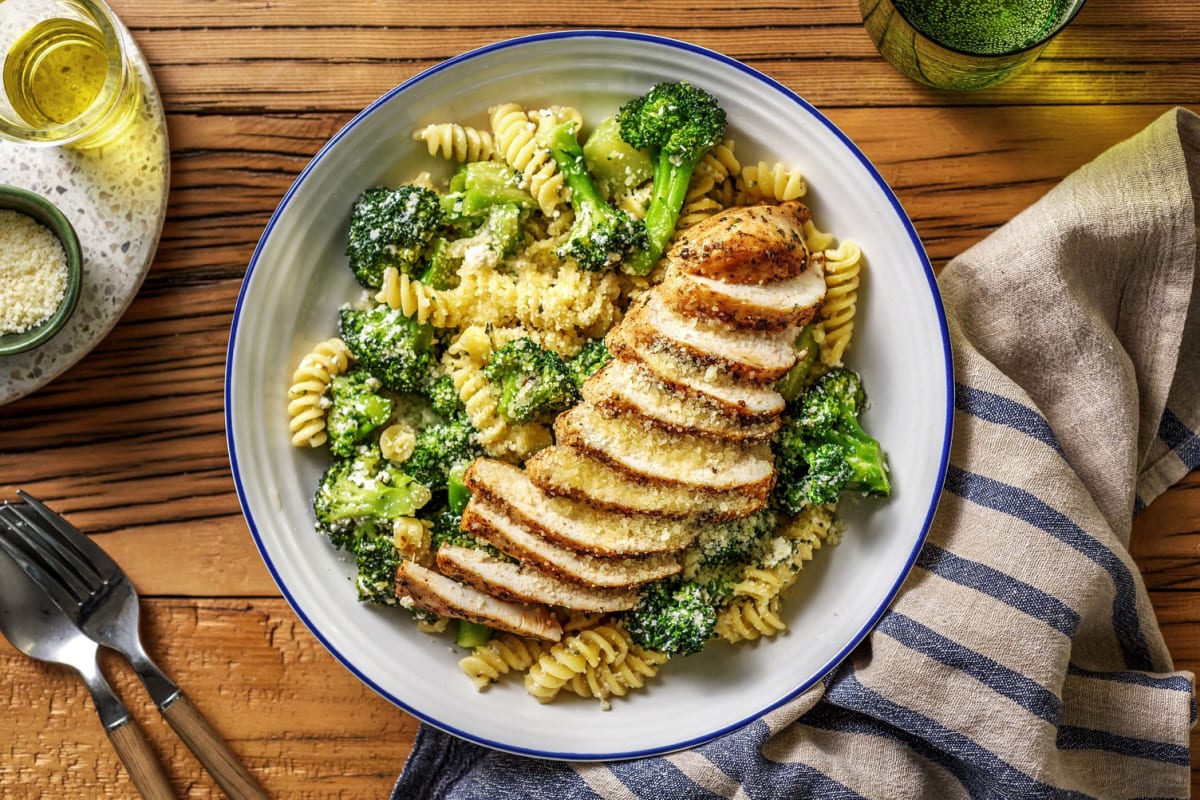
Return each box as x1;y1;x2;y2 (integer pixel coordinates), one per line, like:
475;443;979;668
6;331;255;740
0;185;83;355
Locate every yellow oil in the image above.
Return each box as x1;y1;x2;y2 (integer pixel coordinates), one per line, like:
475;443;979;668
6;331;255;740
3;16;137;145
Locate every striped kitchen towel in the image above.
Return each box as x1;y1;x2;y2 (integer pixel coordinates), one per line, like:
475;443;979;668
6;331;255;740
392;107;1200;799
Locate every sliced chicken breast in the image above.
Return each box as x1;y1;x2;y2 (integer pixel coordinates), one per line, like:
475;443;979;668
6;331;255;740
658;256;826;331
461;498;683;587
581;358;781;441
621;292;800;382
464;458;697;555
667;200;812;285
396;561;563;642
553;403;775;497
525;444;764;521
605;323;786;421
436;545;640;613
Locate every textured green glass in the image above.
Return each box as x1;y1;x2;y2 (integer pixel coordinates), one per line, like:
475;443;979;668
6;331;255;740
861;0;1085;91
893;0;1076;56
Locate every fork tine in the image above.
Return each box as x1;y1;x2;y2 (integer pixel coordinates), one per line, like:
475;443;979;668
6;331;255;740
3;502;107;590
0;506;89;612
16;491;120;579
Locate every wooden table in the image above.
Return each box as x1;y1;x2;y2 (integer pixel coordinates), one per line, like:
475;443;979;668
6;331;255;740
1;1;1197;796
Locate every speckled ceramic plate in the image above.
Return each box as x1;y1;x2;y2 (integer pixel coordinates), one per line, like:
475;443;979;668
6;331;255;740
228;31;953;760
0;18;169;406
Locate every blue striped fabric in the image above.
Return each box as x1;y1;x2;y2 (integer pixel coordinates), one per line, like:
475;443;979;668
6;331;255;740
392;107;1199;800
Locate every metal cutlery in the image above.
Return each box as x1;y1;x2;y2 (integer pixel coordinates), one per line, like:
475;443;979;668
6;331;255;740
0;545;176;799
0;491;268;800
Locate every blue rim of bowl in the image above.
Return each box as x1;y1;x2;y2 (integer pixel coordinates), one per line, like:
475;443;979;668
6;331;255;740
0;185;83;355
226;28;954;761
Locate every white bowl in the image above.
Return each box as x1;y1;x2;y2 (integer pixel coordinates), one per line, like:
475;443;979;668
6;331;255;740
226;30;952;760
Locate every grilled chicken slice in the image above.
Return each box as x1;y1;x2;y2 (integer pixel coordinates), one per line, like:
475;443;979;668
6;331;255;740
554;404;775;497
461;498;683;587
436;545;640;613
525;444;764;521
582;358;780;441
464;458;696;556
605;323;785;422
658;256;826;332
396;561;563;642
668;200;811;285
620;292;800;382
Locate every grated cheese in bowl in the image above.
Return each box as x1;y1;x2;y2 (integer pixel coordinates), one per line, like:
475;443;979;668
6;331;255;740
0;208;69;335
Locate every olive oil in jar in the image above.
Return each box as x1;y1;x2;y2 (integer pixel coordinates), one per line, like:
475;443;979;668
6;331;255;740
2;14;136;145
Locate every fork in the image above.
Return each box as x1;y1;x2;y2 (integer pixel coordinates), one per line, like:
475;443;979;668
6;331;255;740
0;545;176;799
0;492;269;800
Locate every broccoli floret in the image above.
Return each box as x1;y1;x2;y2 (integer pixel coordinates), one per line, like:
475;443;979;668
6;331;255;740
582;113;654;198
616;81;727;275
419;237;459;290
312;443;432;550
427;373;465;420
566;338;612;388
403;417;480;493
694;509;777;568
325;368;394;457
773;368;891;513
346;185;444;288
353;533;403;606
541;120;647;271
483;337;580;424
429;508;476;550
339;305;435;394
443;161;536;221
622;580;718;657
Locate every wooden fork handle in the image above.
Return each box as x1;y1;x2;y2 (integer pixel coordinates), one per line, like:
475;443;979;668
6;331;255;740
107;719;176;800
161;691;269;799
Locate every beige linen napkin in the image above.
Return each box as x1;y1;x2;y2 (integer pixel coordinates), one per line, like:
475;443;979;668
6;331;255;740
394;107;1200;800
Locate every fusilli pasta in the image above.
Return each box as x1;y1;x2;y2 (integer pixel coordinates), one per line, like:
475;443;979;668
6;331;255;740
460;633;546;690
741;160;807;203
524;623;663;705
817;239;862;367
490;102;570;216
412;122;497;163
443;327;553;460
375;267;452;327
287;337;353;448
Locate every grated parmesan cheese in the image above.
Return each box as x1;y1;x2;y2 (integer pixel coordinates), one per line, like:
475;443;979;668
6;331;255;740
0;209;69;335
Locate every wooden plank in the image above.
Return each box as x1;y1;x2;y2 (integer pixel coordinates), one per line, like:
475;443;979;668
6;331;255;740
0;599;416;799
101;0;1200;111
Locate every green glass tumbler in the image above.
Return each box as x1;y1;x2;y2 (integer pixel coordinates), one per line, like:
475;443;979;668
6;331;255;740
861;0;1087;91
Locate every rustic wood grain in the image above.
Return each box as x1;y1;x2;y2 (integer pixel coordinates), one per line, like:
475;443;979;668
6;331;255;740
1;0;1197;796
0;600;416;798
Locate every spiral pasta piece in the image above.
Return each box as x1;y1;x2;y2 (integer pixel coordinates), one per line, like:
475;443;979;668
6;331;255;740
490;102;569;216
674;173;724;237
378;422;417;464
443;327;552;461
563;643;668;706
696;138;740;183
374;267;452;327
525;624;654;704
741;160;807;203
803;219;836;253
412;122;497;163
817;239;862;367
286;337;353;448
460;634;546;690
529;104;584;132
392;516;432;561
715;596;787;643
